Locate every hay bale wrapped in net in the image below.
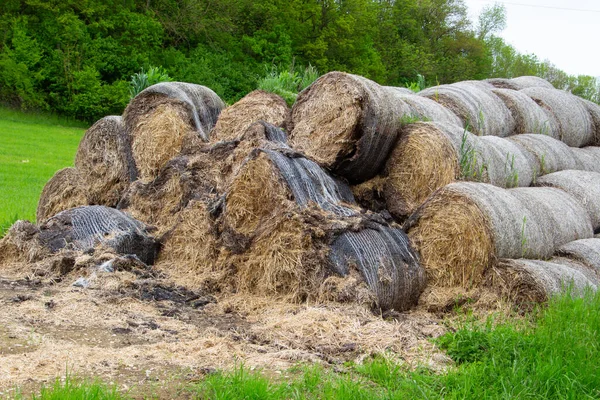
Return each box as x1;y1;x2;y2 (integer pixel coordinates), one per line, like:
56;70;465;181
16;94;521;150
37;205;158;264
221;148;425;311
418;81;515;137
571;146;600;172
123;82;225;181
557;239;600;272
74;116;133;206
387;90;463;126
491;258;597;306
506;134;579;174
520;87;594;147
405;182;593;287
210;90;290;142
290;72;412;182
37;167;87;223
382;122;535;219
535;170;600;230
487;76;554;90
578;98;600;145
491;88;559;136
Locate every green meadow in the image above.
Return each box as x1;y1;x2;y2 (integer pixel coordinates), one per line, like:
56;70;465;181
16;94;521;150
0;107;86;235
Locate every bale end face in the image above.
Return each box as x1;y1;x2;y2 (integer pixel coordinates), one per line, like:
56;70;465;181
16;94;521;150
406;190;494;287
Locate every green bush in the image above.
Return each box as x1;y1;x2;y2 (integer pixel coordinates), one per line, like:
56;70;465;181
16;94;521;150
128;66;172;99
257;63;319;106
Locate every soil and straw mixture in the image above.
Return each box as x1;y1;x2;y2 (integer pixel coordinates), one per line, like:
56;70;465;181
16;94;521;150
0;257;498;397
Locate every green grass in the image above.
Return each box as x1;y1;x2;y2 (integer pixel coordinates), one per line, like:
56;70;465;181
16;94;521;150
0;107;86;234
12;290;599;399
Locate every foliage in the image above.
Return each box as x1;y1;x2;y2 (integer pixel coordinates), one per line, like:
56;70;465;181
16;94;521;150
257;63;319;106
129;66;172;99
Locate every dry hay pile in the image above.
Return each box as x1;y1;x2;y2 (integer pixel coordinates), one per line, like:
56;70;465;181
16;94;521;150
210;90;290;142
491;88;559;136
520;87;594;147
418;81;515;137
36;167;87;223
290;71;411;182
375;122;536;219
405;182;593;287
535;170;600;232
218;148;425;311
74;116;134;206
386;89;463;126
486;76;554;91
123;82;225;182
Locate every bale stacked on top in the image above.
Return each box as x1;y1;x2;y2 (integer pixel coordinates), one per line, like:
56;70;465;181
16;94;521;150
491;88;559;136
123;82;225;181
571;146;600;172
290;71;412;182
520;87;594;147
380;122;536;219
405;182;593;287
506;133;580;174
210;90;290;142
486;76;554;90
418;81;515;137
74;116;134;206
578;98;600;144
386;89;463;126
37;167;87;223
535;170;600;231
220;147;425;311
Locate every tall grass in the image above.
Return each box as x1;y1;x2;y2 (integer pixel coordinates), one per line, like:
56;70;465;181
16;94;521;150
257;64;319;106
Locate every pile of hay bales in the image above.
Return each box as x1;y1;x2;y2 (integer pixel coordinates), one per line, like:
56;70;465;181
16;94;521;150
6;73;600;315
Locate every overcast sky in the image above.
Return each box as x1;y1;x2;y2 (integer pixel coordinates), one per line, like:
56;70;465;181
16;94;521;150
463;0;600;78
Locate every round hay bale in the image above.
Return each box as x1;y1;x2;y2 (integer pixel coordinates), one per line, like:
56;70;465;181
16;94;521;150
507;134;579;175
222;149;424;311
210;90;290;142
571;146;600;172
37;167;87;223
124;82;225;182
557;239;600;273
382;122;535;220
418;81;515;137
491;88;559;136
75;116;133;206
577;98;600;145
290;72;411;182
388;90;463;126
491;258;597;306
405;182;593;287
510;76;554;90
535;170;600;230
37;205;159;264
520;87;594;147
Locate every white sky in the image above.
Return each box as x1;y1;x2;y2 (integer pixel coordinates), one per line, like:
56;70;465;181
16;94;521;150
463;0;600;78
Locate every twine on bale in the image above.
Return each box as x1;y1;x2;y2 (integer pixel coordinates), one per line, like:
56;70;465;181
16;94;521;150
210;90;290;142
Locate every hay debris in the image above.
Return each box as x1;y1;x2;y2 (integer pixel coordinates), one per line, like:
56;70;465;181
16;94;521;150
418;81;515;137
290;72;411;182
520;87;594;147
405;182;594;287
210;90;290;142
36;167;87;223
75;116;133;206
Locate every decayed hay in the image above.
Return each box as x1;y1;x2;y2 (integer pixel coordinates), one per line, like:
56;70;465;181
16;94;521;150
507;133;579;174
487;76;554;91
405;182;594;287
290;71;411;182
490;257;597;306
36;167;87;223
382;122;535;219
0;220;48;266
349;176;387;212
210;90;290;142
220;149;424;311
491;88;559;136
520;87;594;147
124;82;225;182
418;81;515;137
37;206;159;264
74;116;133;206
557;239;600;272
535;170;600;230
389;90;463;126
571;146;600;172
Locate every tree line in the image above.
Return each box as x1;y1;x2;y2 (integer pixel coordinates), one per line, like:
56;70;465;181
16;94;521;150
0;0;598;122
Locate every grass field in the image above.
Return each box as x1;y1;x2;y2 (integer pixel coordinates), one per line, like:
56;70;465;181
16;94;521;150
0;107;86;235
